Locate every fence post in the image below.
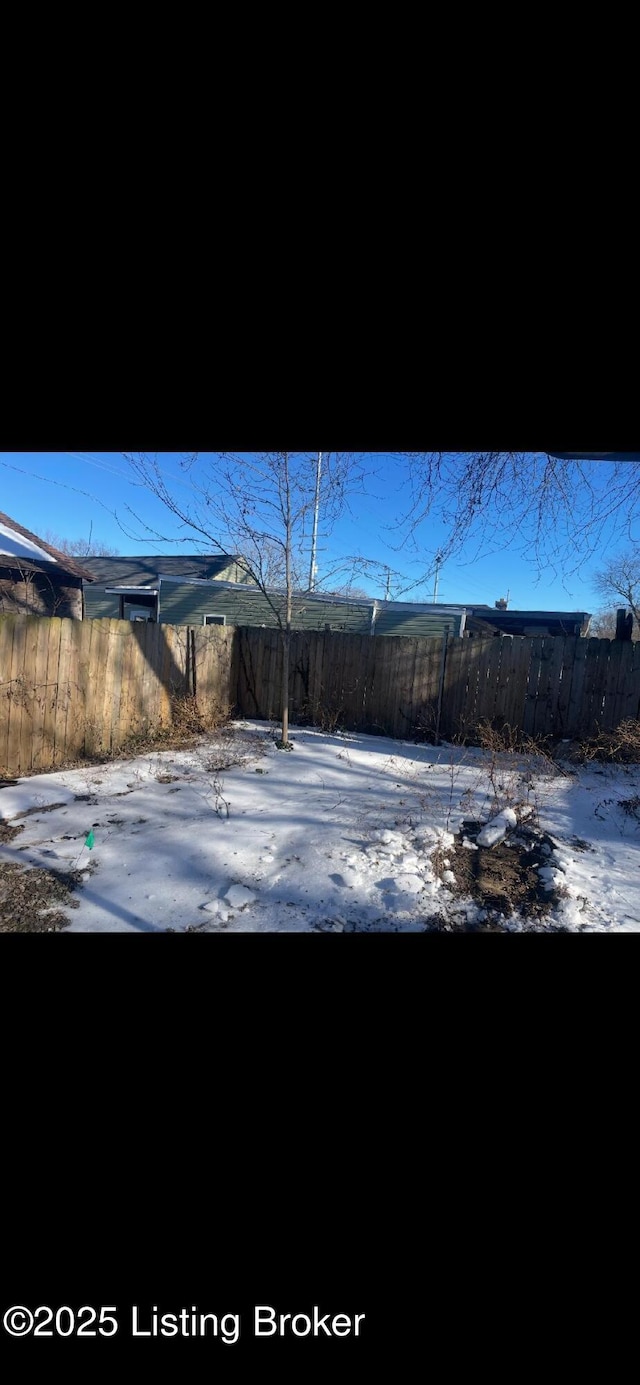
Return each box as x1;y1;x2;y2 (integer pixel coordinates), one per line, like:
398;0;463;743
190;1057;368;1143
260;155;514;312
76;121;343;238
434;629;449;745
190;628;197;697
616;609;633;641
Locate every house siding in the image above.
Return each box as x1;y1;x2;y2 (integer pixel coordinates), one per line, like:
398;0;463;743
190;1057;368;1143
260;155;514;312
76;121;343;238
83;591;122;619
83;560;245;622
83;573;468;638
374;606;462;639
158;582;374;633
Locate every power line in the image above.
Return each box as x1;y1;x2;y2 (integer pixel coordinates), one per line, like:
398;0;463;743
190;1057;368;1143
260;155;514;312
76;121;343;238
0;458;116;514
63;451;134;481
64;451;199;494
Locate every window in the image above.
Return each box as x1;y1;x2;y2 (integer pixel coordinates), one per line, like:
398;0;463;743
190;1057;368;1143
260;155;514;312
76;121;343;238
203;614;226;626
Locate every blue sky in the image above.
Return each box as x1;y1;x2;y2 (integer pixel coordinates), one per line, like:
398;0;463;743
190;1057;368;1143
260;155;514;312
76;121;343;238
0;450;622;613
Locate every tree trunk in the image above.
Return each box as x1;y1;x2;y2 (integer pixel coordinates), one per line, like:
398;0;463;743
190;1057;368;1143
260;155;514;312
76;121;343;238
281;629;290;746
281;453;293;749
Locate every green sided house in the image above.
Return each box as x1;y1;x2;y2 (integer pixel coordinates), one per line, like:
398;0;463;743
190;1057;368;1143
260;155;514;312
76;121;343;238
82;554;251;621
81;554;472;639
81;556;591;641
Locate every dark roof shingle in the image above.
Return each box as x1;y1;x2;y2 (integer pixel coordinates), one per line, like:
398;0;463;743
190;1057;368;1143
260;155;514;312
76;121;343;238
81;554;239;586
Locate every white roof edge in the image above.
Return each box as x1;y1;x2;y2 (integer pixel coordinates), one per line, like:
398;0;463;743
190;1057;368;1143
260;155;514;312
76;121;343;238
0;520;59;565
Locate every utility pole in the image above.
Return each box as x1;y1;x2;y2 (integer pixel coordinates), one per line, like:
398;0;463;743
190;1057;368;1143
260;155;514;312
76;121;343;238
432;552;443;604
308;451;322;591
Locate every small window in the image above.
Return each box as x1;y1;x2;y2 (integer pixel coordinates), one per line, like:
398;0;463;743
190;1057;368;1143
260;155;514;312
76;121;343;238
203;614;226;626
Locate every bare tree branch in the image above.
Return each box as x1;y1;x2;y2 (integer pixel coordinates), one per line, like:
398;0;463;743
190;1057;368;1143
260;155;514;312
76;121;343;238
42;527;120;558
593;549;640;632
396;453;640;582
121;451;369;747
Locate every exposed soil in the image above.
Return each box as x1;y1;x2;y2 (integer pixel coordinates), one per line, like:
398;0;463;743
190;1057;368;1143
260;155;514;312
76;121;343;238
0;821;24;844
426;818;570;932
0;860;95;932
12;801;69;820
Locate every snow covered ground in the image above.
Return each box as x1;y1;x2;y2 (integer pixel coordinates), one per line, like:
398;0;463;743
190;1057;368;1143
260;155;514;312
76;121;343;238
2;721;640;932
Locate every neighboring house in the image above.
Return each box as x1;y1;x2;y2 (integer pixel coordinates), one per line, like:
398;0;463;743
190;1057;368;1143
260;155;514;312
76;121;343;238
154;580;473;637
83;564;473;638
0;510;93;619
81;557;592;639
81;554;250;621
467;606;592;638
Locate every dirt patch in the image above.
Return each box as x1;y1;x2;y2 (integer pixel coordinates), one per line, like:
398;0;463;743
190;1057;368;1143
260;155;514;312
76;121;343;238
429;818;569;932
0;821;25;844
0;860;95;932
12;801;69;820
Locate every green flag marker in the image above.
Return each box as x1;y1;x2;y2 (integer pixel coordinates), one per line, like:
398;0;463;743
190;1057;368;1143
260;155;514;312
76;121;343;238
85;830;95;850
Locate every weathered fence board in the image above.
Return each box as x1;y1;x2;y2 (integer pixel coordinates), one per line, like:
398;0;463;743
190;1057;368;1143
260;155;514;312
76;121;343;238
42;618;62;771
30;616;52;772
440;637;466;740
503;639;532;735
610;641;636;729
0;616;238;777
564;637;588;738
411;637;438;737
7;616;27;774
0;617;15;772
4;615;640;779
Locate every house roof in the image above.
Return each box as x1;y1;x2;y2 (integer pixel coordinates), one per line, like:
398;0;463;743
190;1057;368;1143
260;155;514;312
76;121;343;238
81;554;240;586
0;510;94;581
468;608;591;622
469;608;591;636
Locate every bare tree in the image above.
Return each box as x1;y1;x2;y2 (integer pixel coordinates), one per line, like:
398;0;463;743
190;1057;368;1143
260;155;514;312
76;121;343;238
588;609;624;640
120;451;367;748
43;526;119;558
323;583;372;601
593;549;640;633
397;452;640;583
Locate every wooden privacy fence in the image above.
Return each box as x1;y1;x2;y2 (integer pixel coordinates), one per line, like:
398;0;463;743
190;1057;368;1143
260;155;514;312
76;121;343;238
236;628;640;743
4;617;640;778
0;616;237;777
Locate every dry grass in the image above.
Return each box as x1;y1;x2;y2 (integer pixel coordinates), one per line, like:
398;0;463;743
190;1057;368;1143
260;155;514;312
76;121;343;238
573;719;640;764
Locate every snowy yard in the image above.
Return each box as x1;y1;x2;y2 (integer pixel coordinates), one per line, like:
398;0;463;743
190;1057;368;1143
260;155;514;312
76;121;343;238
2;721;640;932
